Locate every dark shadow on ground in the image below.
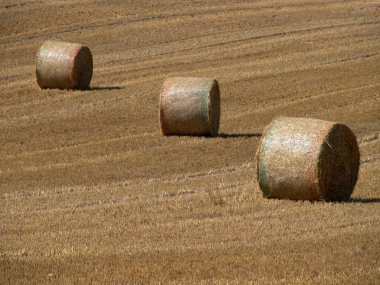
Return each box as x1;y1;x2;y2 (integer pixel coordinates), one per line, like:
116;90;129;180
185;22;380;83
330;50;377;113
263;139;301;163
89;86;124;91
347;197;380;203
218;133;262;138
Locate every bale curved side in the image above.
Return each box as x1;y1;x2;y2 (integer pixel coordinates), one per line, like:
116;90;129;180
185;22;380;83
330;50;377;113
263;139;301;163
256;119;277;198
159;78;172;136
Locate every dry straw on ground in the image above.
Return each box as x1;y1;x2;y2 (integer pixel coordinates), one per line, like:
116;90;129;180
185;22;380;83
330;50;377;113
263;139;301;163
256;117;360;201
160;77;220;136
36;40;93;90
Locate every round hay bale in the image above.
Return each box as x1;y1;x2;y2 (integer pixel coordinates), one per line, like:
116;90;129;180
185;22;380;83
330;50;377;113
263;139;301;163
160;77;220;136
36;40;93;90
256;117;360;201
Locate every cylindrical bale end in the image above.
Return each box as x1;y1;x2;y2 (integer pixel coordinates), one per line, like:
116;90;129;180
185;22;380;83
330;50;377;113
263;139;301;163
36;40;93;90
256;117;360;201
159;77;220;136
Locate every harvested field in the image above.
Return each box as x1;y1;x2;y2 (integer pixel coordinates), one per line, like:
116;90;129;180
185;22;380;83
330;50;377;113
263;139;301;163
0;0;379;284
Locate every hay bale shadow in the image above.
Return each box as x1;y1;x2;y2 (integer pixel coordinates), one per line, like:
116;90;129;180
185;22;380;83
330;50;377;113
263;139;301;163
164;133;261;138
218;133;262;138
89;86;124;91
347;197;380;203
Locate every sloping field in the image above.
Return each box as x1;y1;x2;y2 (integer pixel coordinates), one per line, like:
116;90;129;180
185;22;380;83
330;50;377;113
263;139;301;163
1;0;379;283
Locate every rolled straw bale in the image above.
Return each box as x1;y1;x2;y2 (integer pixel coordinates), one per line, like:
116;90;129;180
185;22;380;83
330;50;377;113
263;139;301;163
160;77;220;136
36;40;93;90
256;117;360;201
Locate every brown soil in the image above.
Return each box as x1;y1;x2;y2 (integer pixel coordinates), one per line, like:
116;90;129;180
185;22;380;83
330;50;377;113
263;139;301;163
1;1;379;284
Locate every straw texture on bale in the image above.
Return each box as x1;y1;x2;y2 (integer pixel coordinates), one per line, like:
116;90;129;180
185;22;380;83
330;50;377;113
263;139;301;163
36;40;93;90
256;117;360;201
160;77;220;136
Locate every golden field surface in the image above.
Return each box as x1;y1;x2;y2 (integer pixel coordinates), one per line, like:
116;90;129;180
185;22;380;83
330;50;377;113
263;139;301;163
1;0;380;284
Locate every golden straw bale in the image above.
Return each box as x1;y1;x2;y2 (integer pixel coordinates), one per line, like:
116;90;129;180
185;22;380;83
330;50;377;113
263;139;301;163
36;40;93;90
160;77;220;136
256;117;360;201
